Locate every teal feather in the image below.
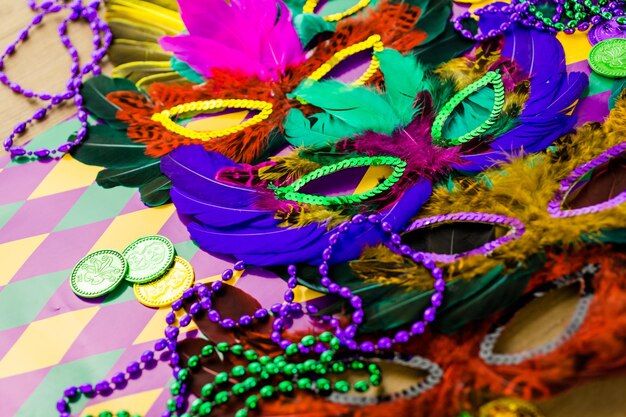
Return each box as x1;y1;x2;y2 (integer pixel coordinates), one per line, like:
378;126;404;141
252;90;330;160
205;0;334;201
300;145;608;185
80;76;138;129
69;125;153;168
283;109;361;147
375;49;426;125
442;86;496;139
288;79;400;133
292;13;335;49
412;20;476;66
96;160;162;188
411;0;451;45
170;56;205;84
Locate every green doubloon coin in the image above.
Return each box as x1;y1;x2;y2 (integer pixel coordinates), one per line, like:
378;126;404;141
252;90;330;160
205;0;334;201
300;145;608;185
70;249;127;298
588;38;626;79
122;235;175;283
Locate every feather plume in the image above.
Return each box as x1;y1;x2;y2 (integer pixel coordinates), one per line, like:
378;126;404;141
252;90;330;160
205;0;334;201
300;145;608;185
105;0;183;33
160;0;304;81
162;144;433;266
337;93;462;185
375;49;426;125
288;79;400;134
104;0;187;86
362;92;626;293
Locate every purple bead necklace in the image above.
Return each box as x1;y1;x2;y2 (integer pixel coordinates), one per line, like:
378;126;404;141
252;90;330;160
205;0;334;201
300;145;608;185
454;0;626;41
56;213;445;416
2;0;111;160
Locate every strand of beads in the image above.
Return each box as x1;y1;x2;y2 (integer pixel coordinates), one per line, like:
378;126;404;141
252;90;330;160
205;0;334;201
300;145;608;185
270;213;446;353
2;0;112;160
454;0;626;41
55;345;167;416
178;338;382;417
56;212;445;416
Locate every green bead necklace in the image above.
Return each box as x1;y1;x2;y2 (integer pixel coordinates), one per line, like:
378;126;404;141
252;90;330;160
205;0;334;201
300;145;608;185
177;332;382;417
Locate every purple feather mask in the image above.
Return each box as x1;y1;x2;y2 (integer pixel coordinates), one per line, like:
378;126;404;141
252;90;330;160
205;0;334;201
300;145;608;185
160;145;432;266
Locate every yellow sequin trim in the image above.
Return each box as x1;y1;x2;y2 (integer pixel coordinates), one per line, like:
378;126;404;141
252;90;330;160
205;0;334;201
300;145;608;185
151;99;273;141
303;0;371;22
308;34;384;87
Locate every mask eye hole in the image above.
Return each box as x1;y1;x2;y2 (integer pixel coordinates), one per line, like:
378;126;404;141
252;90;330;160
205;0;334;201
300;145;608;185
271;156;405;206
151;99;273;141
431;71;505;148
480;264;598;365
549;143;626;217
402;212;525;263
306;35;384;86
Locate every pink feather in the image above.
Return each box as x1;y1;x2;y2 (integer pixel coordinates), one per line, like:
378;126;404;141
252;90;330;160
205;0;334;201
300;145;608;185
160;0;304;81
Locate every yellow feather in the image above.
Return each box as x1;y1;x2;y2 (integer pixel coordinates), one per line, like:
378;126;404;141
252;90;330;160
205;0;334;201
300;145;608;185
359;94;626;291
105;0;184;34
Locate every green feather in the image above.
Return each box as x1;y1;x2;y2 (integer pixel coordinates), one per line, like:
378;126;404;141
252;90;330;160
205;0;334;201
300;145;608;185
170;57;205;84
293;13;335;50
412;21;476;66
289;79;400;134
411;0;450;45
282;0;306;15
80;75;138;129
443;86;496;139
283;109;360;148
436;255;545;333
69;124;153;168
375;49;426;125
139;175;172;207
96;159;162;188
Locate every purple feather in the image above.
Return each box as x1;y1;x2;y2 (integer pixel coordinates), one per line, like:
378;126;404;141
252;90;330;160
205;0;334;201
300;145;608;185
162;145;432;266
457;10;588;172
160;0;304;81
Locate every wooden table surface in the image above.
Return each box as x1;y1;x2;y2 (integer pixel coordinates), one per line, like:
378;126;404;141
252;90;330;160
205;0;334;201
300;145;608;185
0;2;624;416
0;1;109;153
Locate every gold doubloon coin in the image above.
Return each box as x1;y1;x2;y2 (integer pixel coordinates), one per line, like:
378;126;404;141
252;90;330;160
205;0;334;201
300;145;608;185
133;256;195;308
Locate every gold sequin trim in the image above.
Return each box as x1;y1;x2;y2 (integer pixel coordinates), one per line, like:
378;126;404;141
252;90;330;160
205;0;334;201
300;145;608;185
303;0;371;22
151;99;273;141
308;34;384;87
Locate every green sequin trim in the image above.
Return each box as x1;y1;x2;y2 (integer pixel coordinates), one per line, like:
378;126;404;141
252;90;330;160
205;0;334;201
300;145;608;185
431;71;505;147
270;155;406;206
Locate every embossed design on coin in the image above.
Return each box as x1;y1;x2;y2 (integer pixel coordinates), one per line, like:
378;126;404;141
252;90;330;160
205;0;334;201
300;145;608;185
588;38;626;78
134;256;195;308
70;250;127;298
122;235;175;283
